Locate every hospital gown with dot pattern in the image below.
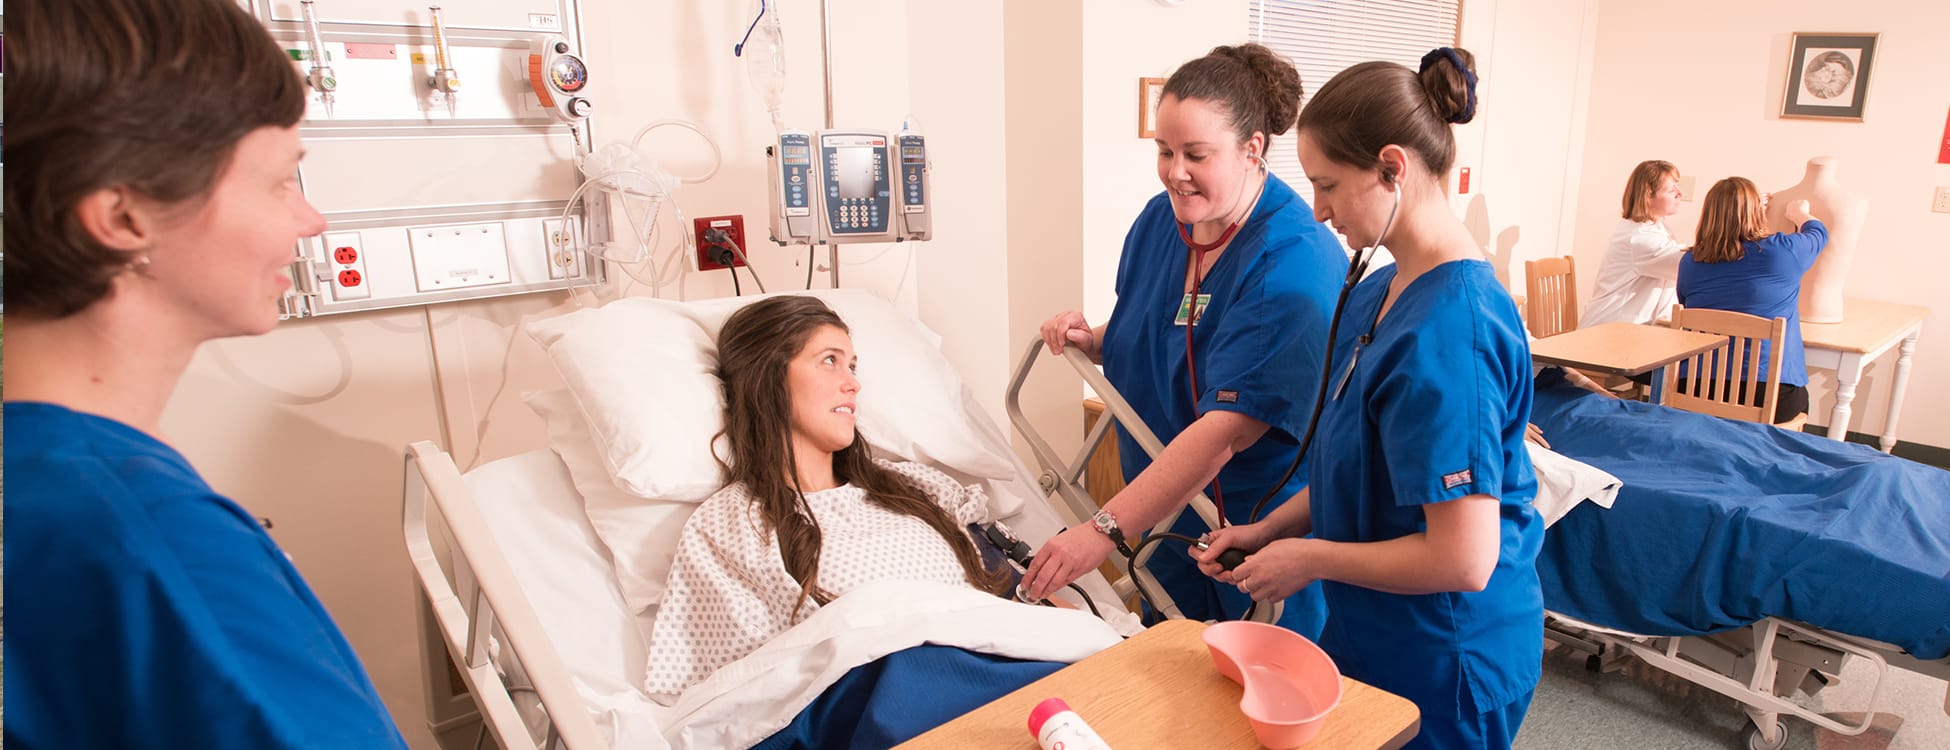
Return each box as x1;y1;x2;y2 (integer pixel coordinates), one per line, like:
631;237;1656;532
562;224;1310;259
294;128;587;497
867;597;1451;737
644;460;991;698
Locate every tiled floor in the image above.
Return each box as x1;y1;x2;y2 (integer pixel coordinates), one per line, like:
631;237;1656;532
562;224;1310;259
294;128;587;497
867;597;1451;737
1518;643;1947;749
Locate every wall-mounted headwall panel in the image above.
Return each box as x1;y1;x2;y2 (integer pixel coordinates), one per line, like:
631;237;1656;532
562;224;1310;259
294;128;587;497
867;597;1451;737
251;0;605;319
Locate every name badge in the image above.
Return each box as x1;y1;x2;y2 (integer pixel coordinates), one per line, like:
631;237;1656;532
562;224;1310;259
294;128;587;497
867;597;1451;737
1173;293;1212;326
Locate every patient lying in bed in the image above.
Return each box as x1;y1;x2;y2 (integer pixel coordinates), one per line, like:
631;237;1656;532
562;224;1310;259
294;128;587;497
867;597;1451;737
643;295;1075;745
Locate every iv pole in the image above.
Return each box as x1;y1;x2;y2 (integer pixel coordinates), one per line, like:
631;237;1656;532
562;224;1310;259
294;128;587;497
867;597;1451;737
818;0;844;288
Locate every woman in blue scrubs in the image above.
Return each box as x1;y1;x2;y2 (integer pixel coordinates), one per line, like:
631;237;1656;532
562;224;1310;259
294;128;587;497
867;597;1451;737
1022;44;1347;633
1196;48;1543;749
3;1;406;747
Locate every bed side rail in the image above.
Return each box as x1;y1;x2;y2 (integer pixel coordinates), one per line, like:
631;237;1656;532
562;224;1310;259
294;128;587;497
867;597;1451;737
403;441;608;749
1005;339;1278;623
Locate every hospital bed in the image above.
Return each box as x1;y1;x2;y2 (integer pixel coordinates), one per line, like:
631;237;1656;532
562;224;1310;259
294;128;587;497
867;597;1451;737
1528;375;1950;750
401;290;1139;749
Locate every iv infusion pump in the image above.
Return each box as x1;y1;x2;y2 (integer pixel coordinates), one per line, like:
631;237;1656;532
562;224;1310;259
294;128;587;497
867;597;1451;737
767;129;931;245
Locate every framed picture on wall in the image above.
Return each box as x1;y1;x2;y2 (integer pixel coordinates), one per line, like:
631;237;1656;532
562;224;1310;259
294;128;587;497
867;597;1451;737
1138;77;1167;138
1780;33;1877;121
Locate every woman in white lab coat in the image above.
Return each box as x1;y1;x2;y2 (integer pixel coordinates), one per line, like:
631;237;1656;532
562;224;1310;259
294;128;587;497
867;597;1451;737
1582;159;1687;328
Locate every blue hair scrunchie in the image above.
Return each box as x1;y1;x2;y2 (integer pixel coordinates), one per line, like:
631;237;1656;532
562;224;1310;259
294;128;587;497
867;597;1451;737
1418;47;1478;123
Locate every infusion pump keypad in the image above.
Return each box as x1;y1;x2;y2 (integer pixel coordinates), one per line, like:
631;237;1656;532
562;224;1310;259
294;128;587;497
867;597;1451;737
820;134;893;235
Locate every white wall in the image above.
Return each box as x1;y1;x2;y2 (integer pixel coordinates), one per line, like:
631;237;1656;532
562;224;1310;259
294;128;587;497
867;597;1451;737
1457;0;1601;291
1570;0;1950;445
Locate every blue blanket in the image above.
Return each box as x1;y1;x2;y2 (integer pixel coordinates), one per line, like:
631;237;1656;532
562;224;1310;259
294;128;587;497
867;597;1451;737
752;646;1063;749
1531;375;1950;660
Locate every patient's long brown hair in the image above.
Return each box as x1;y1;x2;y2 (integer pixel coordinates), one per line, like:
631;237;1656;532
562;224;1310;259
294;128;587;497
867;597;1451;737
713;295;1010;617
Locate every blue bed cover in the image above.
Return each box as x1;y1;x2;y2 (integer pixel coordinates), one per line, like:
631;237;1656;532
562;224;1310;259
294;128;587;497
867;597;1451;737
1530;374;1950;660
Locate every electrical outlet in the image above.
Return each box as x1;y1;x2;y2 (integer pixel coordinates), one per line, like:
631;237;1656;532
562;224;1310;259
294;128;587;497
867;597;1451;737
322;231;370;300
1933;187;1950;214
541;218;581;280
693;215;748;271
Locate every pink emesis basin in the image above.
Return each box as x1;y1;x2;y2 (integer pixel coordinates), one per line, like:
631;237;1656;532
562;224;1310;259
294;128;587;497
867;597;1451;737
1202;621;1343;749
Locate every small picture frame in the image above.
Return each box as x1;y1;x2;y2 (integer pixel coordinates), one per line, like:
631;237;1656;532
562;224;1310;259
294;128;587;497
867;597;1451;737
1780;33;1877;121
1138;77;1167;138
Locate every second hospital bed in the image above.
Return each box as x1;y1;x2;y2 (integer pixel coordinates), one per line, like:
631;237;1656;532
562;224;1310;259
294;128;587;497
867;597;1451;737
1528;374;1950;749
402;290;1147;749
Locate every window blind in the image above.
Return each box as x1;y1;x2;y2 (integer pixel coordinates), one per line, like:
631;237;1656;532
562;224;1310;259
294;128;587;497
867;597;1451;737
1249;0;1461;203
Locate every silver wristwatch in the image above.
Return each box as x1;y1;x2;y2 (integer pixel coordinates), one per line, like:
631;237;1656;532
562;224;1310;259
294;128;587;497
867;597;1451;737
1090;509;1136;558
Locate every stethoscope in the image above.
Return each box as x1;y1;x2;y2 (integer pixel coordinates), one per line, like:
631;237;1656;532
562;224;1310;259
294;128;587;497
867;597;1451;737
1240;174;1402;525
1115;172;1404;611
1120;160;1406;620
1173;153;1270;523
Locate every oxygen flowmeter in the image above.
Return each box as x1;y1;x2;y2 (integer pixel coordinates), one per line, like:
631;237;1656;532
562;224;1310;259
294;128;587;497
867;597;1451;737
527;35;592;121
767;129;931;246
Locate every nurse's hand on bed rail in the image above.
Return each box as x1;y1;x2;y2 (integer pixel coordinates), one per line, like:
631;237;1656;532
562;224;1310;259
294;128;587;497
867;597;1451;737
1019;524;1116;601
1040;311;1105;363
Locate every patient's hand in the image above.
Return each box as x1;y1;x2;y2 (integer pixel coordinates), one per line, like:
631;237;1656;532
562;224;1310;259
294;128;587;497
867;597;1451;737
1525;423;1549;449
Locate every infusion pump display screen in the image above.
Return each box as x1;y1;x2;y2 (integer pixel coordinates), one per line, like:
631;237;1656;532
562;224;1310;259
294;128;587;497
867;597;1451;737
819;132;893;236
834;147;877;200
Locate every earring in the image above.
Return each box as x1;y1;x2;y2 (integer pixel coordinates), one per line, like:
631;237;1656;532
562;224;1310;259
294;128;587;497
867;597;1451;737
125;255;152;275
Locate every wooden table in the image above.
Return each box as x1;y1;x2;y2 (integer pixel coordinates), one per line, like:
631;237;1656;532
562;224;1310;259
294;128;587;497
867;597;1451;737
897;619;1420;749
1528;322;1726;405
1801;298;1927;452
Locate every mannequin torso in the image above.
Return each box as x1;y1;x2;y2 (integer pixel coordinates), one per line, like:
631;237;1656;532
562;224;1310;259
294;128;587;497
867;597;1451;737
1766;156;1867;323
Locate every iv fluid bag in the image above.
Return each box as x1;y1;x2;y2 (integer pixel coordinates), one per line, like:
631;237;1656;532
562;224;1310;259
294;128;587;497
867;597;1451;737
745;9;786;114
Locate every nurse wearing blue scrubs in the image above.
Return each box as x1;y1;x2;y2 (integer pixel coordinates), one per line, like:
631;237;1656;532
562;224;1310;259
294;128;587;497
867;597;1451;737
3;1;407;747
1196;48;1543;749
1022;43;1346;633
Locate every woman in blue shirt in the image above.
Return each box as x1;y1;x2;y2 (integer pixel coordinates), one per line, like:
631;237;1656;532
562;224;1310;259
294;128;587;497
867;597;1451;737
1676;177;1827;424
1021;44;1346;632
3;1;407;747
1196;48;1542;750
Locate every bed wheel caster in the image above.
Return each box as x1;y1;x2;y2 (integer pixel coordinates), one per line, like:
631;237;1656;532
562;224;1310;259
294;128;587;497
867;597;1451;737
1585;654;1601;673
1744;720;1789;750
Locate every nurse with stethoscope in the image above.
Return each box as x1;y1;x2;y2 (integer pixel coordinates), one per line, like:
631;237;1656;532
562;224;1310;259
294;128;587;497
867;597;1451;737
1195;47;1544;749
1022;43;1346;634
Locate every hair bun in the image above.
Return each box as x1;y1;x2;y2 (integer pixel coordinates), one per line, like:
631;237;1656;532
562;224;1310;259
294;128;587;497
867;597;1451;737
1417;47;1478;125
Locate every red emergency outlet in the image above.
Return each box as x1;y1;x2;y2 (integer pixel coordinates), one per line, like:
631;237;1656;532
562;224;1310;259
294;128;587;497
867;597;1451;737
1459;167;1472;194
333;246;359;265
337;269;364;287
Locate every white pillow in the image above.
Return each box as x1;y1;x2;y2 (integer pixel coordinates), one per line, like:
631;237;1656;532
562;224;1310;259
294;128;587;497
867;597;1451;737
524;289;1015;502
524;388;701;622
525;298;728;501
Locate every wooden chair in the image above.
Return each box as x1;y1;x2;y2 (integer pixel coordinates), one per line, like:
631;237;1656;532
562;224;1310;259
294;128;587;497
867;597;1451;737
1524;256;1578;339
1664;304;1808;431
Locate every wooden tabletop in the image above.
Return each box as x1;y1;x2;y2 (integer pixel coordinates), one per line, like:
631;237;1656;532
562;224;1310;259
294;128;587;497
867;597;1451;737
1529;322;1726;377
896;619;1420;749
1801;298;1928;354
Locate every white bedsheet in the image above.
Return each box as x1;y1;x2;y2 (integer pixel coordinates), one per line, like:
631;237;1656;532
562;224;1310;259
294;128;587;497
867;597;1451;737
655;579;1122;749
1527;442;1622;527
